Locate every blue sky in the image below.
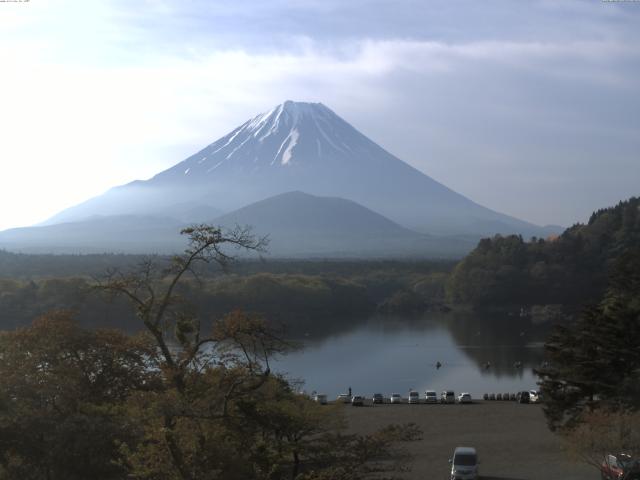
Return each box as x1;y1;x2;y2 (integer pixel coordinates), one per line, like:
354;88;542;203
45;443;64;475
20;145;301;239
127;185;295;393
1;0;639;230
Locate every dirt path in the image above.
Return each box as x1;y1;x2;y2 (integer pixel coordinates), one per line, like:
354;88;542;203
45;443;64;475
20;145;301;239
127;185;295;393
344;401;597;480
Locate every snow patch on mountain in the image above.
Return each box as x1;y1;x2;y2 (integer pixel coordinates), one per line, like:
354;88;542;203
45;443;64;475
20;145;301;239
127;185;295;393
279;128;299;165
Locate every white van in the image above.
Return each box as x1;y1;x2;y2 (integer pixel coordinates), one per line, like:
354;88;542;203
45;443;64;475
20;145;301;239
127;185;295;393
408;390;420;404
441;390;455;404
449;446;479;479
424;390;438;403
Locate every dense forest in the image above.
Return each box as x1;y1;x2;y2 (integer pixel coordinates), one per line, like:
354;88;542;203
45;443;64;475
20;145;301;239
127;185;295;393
537;245;640;431
446;197;640;308
0;256;453;334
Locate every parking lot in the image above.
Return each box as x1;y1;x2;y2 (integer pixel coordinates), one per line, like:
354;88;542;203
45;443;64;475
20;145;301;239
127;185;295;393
344;401;597;480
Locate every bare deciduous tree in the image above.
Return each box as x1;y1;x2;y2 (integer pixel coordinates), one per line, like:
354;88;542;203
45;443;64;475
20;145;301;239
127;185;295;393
96;225;281;480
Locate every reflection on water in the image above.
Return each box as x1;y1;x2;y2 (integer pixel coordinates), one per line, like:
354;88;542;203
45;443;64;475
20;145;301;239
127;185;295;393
272;311;550;398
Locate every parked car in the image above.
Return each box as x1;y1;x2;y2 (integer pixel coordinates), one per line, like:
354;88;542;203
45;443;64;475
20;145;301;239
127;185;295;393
601;453;640;480
390;393;403;404
529;390;540;403
441;390;455;404
516;391;530;404
425;390;438;403
351;395;364;406
496;393;503;401
313;394;327;405
488;393;496;400
372;393;384;404
510;393;516;401
408;391;420;404
483;393;489;401
337;393;351;404
503;393;510;401
449;446;480;480
457;392;472;404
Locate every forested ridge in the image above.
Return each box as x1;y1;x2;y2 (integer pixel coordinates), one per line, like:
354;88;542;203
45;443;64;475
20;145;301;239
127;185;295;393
0;259;452;333
446;197;640;307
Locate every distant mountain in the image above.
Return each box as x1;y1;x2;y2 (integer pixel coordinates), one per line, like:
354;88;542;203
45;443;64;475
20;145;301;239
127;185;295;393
0;215;185;254
43;101;556;238
0;193;476;257
212;191;475;257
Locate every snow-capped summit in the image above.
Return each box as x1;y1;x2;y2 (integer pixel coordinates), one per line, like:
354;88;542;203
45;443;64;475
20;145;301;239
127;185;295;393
154;100;375;179
42;100;555;239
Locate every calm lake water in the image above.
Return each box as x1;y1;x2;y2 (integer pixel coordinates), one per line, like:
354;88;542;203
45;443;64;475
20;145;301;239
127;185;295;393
272;312;548;399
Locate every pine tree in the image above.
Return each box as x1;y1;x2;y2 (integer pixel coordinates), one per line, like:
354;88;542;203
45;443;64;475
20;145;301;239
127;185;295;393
536;247;640;431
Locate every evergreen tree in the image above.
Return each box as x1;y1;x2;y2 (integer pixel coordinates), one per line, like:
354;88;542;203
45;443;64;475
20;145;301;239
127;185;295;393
536;247;640;431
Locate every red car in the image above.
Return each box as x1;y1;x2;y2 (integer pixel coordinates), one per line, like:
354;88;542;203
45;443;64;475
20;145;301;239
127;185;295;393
601;453;640;480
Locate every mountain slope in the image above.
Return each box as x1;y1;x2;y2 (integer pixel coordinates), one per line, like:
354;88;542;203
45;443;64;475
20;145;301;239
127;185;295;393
212;191;474;257
214;191;414;237
44;101;554;238
0;215;185;254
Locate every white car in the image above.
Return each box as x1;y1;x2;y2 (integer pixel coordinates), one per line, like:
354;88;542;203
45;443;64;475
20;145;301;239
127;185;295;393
314;394;327;405
424;390;438;403
457;392;472;404
408;390;420;404
337;393;351;404
529;390;540;403
390;393;403;404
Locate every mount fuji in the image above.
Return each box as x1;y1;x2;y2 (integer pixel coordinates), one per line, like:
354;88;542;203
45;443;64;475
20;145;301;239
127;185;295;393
1;101;558;255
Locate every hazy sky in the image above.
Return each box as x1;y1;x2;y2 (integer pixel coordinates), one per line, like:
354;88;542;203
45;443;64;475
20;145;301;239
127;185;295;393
1;0;639;231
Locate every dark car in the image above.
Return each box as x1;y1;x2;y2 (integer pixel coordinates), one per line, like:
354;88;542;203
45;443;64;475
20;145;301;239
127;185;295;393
601;453;640;480
516;391;530;404
372;393;384;404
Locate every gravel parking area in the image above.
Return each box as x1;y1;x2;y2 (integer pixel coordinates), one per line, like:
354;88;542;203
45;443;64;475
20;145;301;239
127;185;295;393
344;401;597;480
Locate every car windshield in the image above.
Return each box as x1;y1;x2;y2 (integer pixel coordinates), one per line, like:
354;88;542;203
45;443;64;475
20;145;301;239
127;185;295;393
454;454;477;466
427;392;436;396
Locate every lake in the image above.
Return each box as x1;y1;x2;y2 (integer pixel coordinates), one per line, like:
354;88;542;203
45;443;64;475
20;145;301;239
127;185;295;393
272;311;549;399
